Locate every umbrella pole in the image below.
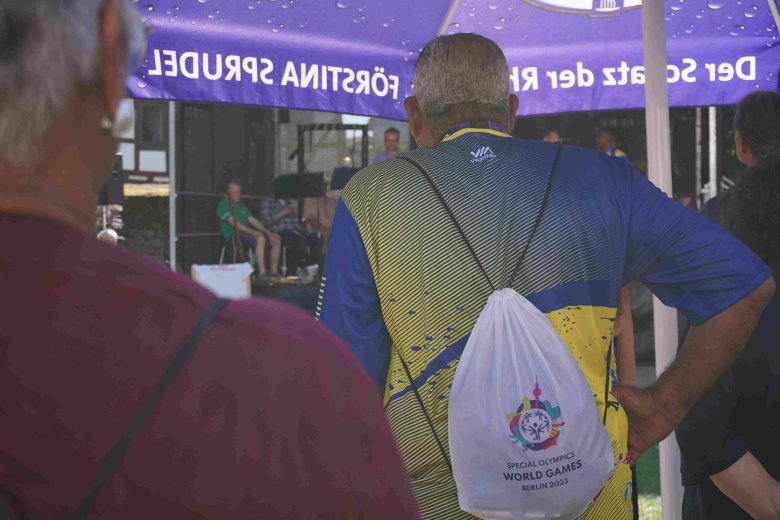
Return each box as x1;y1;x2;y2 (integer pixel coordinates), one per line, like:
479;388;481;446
641;2;683;519
169;101;178;271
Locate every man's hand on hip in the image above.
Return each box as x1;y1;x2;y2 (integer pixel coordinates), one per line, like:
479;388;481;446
613;385;677;462
615;276;775;462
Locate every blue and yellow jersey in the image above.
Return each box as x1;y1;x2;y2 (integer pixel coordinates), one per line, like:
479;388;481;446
607;146;627;158
318;128;769;519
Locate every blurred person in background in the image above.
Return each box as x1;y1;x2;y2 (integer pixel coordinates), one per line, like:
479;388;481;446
96;228;119;245
595;126;627;158
676;90;780;520
543;128;563;144
0;1;418;518
372;126;402;164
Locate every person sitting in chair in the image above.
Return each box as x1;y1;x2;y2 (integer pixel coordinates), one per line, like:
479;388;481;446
303;178;338;260
260;197;321;275
216;182;281;279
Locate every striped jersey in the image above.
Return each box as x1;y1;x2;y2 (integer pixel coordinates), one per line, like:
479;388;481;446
318;127;769;519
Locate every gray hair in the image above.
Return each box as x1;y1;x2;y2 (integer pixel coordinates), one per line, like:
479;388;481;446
413;33;510;122
0;0;143;170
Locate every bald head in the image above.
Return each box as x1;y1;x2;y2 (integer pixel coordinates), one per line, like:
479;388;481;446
226;182;242;204
405;33;518;146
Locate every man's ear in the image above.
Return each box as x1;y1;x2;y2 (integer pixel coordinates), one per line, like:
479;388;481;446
735;131;755;166
404;97;424;141
97;0;124;117
507;94;519;134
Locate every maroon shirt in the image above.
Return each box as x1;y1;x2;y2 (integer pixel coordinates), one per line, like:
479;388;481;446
0;213;418;519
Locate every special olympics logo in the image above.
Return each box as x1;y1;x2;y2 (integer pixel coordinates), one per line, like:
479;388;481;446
524;0;642;17
509;377;565;451
519;408;552;443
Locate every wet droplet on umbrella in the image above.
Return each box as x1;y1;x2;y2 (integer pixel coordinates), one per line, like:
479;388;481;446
165;6;180;14
729;24;745;36
336;0;350;8
744;5;758;17
706;0;724;9
495;17;506;30
141;4;155;11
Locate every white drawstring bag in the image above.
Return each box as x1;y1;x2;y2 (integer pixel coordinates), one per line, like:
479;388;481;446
399;145;614;520
448;288;614;519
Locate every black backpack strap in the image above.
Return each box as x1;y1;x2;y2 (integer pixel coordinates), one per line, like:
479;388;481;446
71;298;229;520
398;141;562;292
392;345;453;473
506;143;562;288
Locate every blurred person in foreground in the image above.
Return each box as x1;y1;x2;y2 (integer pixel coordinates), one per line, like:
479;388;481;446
317;33;773;519
676;90;780;520
0;1;418;518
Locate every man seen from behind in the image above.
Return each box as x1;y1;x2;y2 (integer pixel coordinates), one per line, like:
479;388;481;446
318;33;773;519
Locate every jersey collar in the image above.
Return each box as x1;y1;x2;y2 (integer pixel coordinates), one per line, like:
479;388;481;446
441;120;511;142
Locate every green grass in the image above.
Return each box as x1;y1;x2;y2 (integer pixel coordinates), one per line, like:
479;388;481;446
635;444;662;519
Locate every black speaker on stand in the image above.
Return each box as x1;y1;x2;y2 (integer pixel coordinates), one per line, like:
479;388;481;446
98;153;125;206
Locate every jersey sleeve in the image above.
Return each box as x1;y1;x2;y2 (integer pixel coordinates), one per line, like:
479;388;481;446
317;199;392;394
216;199;231;221
622;163;771;325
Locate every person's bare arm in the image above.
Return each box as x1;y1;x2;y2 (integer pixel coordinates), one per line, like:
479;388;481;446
614;276;775;461
226;216;261;237
247;215;269;234
710;451;780;520
614;286;636;386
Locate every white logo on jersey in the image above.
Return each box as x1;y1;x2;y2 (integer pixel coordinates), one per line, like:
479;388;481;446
470;146;497;163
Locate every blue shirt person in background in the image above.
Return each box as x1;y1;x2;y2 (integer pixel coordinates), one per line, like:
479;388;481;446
372;127;401;164
676;90;780;520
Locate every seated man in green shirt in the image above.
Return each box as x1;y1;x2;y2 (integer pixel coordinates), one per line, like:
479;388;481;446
216;182;282;278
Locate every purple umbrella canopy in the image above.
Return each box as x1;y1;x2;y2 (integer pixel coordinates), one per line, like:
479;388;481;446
131;0;780;119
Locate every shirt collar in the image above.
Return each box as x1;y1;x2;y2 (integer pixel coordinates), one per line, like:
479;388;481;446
441;120;510;142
